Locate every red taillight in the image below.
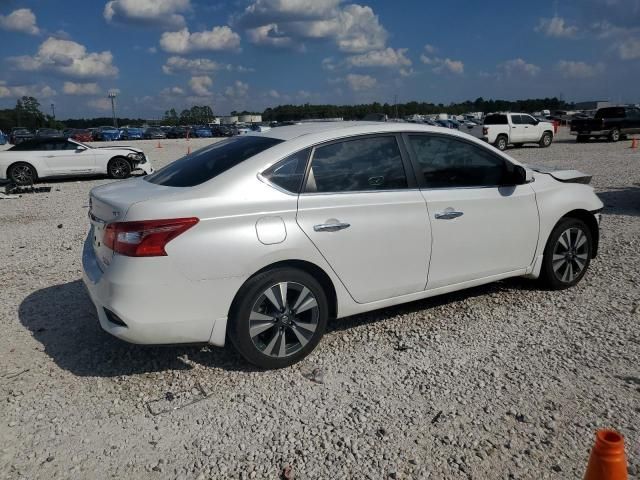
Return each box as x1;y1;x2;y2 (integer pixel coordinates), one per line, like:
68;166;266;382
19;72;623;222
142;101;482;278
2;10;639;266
104;217;199;257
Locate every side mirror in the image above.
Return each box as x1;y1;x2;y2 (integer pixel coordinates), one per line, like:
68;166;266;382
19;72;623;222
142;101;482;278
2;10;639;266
505;165;529;185
76;145;87;151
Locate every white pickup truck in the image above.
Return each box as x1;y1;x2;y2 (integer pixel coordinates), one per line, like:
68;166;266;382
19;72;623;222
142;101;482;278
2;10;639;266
482;113;554;151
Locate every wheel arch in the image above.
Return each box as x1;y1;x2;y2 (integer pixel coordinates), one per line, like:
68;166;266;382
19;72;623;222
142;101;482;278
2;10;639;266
229;259;338;320
559;209;599;257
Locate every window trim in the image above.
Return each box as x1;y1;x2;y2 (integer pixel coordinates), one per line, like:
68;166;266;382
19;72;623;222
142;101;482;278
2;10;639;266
299;133;417;196
400;132;521;190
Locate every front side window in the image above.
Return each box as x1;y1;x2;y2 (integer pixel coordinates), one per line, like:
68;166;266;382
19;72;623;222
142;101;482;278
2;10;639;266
511;115;523;125
521;115;537;125
261;148;310;193
408;135;515;188
305;136;407;193
146;135;283;187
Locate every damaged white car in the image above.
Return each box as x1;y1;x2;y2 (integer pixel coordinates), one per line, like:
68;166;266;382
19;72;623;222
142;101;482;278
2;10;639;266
0;137;153;185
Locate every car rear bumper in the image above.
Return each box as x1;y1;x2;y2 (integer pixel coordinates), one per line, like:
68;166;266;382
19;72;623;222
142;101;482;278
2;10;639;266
81;231;233;346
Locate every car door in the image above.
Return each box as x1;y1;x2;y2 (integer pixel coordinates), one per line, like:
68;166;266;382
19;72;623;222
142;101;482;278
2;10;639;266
624;108;640;134
509;115;526;143
521;114;542;141
43;139;96;174
296;134;431;304
404;133;539;290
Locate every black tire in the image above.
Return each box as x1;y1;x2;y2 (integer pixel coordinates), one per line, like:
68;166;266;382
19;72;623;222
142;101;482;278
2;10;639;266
609;128;621;142
8;162;37;186
495;135;508;151
107;157;132;179
227;267;329;369
576;135;589;143
539;132;553;148
540;217;593;290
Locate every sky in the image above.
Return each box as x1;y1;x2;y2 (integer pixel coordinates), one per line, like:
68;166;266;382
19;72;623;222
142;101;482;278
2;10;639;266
0;0;638;119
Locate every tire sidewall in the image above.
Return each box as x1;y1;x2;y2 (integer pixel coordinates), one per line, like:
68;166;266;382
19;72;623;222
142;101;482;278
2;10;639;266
496;136;507;151
540;132;552;147
541;218;593;289
9;162;36;186
228;268;329;369
610;129;620;142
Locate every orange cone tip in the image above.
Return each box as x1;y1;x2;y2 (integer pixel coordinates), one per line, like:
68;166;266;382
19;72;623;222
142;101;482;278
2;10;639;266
583;429;628;480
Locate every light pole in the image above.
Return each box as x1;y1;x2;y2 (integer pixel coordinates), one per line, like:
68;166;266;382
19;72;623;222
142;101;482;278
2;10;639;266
108;90;118;128
50;103;55;119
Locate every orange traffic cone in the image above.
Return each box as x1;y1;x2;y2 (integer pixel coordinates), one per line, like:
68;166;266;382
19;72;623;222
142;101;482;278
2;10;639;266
583;429;628;480
156;141;162;149
630;137;638;149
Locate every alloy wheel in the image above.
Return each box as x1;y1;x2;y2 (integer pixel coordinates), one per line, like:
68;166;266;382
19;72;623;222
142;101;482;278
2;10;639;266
249;282;319;358
109;159;128;178
11;165;33;184
552;227;589;283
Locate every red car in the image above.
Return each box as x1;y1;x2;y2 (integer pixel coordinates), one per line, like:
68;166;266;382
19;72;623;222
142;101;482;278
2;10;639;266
70;129;93;143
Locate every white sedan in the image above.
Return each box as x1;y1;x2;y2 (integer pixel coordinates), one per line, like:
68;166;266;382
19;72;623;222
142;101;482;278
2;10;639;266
82;122;603;369
0;137;153;185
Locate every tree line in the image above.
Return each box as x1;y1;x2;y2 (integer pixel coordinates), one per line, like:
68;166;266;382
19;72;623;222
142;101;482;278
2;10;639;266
0;96;574;131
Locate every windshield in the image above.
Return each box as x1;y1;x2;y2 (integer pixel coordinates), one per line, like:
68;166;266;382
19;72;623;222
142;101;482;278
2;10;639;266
145;135;283;187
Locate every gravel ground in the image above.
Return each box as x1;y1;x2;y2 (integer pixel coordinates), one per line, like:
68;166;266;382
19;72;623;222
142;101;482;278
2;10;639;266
1;130;639;479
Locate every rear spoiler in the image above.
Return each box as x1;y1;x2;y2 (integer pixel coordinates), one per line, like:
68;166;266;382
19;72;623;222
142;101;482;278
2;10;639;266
524;164;592;184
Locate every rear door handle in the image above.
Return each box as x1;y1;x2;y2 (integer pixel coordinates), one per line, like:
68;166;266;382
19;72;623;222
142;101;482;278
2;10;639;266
314;222;350;232
435;211;463;220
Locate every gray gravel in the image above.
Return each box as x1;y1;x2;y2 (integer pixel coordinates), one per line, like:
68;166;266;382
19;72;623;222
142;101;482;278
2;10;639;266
1;131;639;479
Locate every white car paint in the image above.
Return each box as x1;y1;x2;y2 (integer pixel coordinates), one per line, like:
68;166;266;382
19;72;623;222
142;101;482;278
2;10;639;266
483;112;554;148
0;138;153;182
82;122;602;356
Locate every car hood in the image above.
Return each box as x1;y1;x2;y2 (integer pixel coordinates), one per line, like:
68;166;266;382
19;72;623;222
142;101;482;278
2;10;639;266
525;164;592;184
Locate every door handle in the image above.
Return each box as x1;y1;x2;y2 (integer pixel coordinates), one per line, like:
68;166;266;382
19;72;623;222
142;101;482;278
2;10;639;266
314;222;350;232
434;211;463;220
46;155;55;158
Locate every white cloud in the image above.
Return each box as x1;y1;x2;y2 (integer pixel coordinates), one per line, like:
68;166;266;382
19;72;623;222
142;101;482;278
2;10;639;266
63;82;101;95
160;26;241;53
420;54;464;75
267;89;280;98
347;48;411;68
104;0;190;28
163;56;221;74
0;8;40;35
189;75;213;96
345;73;376;91
9;37;118;78
535;16;578;38
147;46;157;54
225;80;249;98
239;2;388;52
498;58;540;77
87;98;112;111
423;44;437;54
160;86;186;96
617;36;640;59
0;81;56;98
321;57;337;70
556;60;604;78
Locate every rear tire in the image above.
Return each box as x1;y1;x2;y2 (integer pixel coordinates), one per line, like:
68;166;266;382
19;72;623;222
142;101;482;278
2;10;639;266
576;135;589;143
8;162;37;186
540;218;593;290
107;157;131;179
495;135;508;151
228;267;328;369
609;128;620;142
539;132;553;148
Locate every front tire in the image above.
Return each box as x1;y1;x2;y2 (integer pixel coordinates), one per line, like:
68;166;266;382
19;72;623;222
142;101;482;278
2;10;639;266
576;135;589;143
107;157;132;179
8;162;37;186
609;128;621;142
540;218;593;290
539;132;553;148
228;268;329;369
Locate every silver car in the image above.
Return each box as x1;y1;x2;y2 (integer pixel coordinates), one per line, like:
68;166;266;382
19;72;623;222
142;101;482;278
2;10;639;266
83;122;602;369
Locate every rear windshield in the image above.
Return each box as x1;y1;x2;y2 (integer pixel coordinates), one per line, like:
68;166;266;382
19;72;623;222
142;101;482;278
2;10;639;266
484;114;508;125
145;135;283;187
595;107;625;119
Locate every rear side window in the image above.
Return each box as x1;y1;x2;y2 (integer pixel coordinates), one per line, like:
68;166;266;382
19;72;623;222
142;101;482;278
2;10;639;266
484;114;508;125
261;148;310;193
145;136;283;187
408;135;514;188
305;136;407;193
595;107;625;119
